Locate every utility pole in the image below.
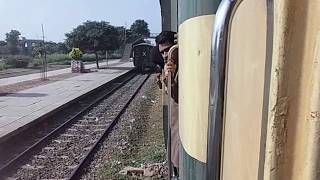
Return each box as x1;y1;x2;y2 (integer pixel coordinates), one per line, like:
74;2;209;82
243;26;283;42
41;24;48;80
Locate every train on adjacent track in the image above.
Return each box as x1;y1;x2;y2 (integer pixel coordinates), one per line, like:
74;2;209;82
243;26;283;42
132;43;157;72
160;0;320;179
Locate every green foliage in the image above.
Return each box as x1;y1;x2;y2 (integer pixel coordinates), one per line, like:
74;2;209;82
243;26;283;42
5;30;21;54
69;48;83;60
47;54;71;62
0;41;7;46
30;59;43;67
0;61;6;70
130;19;150;37
82;54;97;62
45;42;68;54
57;42;68;54
108;52;122;59
5;30;21;45
33;54;69;66
37;54;70;64
125;19;151;43
45;42;59;54
65;21;121;53
116;26;126;44
33;54;67;66
32;53;104;66
32;42;69;57
125;30;143;43
1;52;109;68
32;44;44;57
3;55;30;68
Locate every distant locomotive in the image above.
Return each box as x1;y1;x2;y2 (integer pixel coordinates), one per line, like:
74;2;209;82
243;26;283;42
132;43;156;71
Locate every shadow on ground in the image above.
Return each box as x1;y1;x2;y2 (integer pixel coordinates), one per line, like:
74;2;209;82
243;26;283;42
0;93;47;97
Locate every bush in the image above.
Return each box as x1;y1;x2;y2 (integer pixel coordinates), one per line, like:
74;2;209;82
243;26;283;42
82;54;105;61
31;52;113;66
4;55;30;68
33;54;71;65
50;60;70;65
46;54;71;63
69;48;83;60
108;49;123;59
82;54;96;62
62;60;71;65
33;53;106;65
30;59;43;67
0;61;6;70
108;53;122;59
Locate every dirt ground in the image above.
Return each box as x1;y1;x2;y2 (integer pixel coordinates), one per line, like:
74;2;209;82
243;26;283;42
0;64;70;79
0;73;80;96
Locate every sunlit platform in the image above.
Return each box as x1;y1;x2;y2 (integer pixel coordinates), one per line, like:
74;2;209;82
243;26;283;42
0;60;134;143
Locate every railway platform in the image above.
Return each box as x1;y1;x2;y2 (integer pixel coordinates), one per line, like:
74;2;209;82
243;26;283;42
0;60;134;143
0;59;124;86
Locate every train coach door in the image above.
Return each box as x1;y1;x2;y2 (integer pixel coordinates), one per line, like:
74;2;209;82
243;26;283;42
217;0;269;180
210;0;320;179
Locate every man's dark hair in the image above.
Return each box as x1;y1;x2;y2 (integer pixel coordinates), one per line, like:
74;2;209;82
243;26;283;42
156;31;176;45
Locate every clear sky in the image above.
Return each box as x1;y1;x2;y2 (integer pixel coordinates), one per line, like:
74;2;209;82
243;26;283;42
0;0;161;43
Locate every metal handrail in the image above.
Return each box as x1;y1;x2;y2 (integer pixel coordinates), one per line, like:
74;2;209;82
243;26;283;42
207;0;243;179
167;70;172;179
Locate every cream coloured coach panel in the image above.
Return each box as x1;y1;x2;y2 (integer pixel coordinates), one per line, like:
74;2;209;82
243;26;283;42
179;15;214;162
221;0;267;180
264;1;320;180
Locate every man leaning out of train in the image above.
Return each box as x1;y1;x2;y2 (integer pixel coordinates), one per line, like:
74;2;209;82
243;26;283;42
156;31;180;175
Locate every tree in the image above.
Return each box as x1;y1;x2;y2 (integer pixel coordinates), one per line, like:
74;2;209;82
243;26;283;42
32;43;45;57
115;26;126;44
65;21;121;68
57;42;68;54
69;48;83;60
125;29;143;43
5;30;21;54
130;20;150;37
0;41;7;46
45;42;59;54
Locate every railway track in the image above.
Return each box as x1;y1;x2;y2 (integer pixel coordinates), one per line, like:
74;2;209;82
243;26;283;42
0;72;150;179
0;70;137;160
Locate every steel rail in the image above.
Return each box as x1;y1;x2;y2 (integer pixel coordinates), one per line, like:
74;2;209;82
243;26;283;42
69;74;150;179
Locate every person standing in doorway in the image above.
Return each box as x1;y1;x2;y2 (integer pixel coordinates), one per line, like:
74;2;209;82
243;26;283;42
156;31;180;175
